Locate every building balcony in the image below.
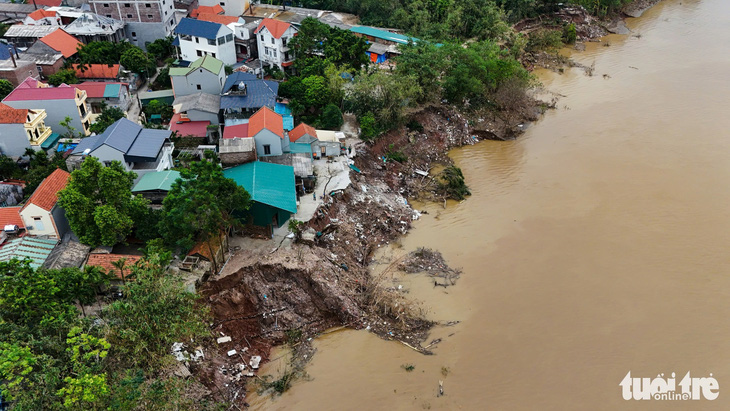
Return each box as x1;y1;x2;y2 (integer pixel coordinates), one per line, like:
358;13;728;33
28;126;53;147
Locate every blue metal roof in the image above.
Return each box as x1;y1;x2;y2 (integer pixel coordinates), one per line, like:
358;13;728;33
174;18;222;40
221;72;279;110
72;118;170;162
349;26;419;45
0;43;17;60
223;161;297;214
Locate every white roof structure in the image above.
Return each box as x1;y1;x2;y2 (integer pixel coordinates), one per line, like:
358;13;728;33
64;12;124;36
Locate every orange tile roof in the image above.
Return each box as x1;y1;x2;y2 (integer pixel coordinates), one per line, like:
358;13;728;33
191;5;224;17
39;29;82;58
28;9;57;20
197;13;240;25
72;64;121;79
86;254;142;280
33;0;62;6
0;206;24;229
0;103;29;124
289;122;317;142
255;18;292;39
22;168;70;212
187;233;224;261
248;106;283;138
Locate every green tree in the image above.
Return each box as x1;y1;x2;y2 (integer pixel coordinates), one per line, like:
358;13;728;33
0;78;13;100
345;70;422;130
290;17;369;72
359;112;380;141
52;266;110;317
301;75;329;110
144;99;174;122
77;41;133;65
160;160;251;262
59;115;78;138
48;68;79;86
146;36;174;61
319;103;343;129
57;157;149;247
89;104;126;134
120;47;156;77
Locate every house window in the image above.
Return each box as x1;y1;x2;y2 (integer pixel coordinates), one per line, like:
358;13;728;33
145;3;151;6
195;37;199;43
260;34;263;41
124;3;131;7
282;37;287;46
272;50;277;58
103;3;109;6
225;34;233;42
196;50;202;56
131;31;137;37
148;14;154;18
106;14;112;17
263;144;271;155
270;37;274;44
220;1;225;5
211;53;216;58
32;217;44;231
208;39;216;46
127;14;133;18
196;84;201;90
217;36;225;45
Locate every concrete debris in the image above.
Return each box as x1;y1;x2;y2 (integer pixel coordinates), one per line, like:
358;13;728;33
227;350;237;357
249;356;261;369
217;336;232;344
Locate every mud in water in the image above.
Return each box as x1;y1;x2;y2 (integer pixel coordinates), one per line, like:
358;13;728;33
250;0;730;409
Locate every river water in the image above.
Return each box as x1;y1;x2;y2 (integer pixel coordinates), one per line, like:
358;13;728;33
251;0;730;409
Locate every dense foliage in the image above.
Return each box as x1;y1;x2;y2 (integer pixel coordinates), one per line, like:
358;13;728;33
47;69;79;87
88;105;126;135
0;79;14;100
76;41;157;77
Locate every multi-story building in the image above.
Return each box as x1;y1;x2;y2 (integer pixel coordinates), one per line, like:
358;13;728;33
169;55;225;97
173;18;236;65
2;77;91;136
254;18;297;72
197;0;250;19
88;0;176;50
0;103;53;157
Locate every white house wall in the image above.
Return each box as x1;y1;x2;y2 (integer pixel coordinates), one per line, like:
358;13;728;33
179;26;236;65
20;203;58;237
172;68;225;97
253;129;284;157
0;123;32;157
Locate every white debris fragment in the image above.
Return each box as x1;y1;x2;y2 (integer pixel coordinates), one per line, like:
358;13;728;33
227;349;237;357
249;356;262;369
217;336;232;344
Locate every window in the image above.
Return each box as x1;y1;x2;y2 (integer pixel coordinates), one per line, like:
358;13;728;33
145;3;151;6
217;36;225;45
207;38;216;46
282;37;287;47
260;34;263;41
106;14;112;17
270;37;274;44
103;3;109;6
127;14;133;18
196;84;201;90
164;10;167;15
32;217;44;231
124;3;131;7
131;31;137;37
225;34;233;42
263;144;271;155
211;53;216;58
272;50;277;58
196;50;202;56
195;37;199;43
220;1;225;5
148;14;154;19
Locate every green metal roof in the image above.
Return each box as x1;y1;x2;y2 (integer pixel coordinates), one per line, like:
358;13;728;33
40;132;62;149
289;142;313;155
223;161;297;214
170;55;224;77
350;26;419;45
132;170;182;192
0;237;58;269
104;83;121;98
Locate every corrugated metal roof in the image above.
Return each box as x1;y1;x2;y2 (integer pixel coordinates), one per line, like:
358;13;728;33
103;83;121;98
223;161;297;214
350;26;419;45
72;118;170;162
0;237;58;269
170;55;224;76
126;129;169;161
174;17;223;40
173;92;220;114
132;170;181;192
221;72;279;110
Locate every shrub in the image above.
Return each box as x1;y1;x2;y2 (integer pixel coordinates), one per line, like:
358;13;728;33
359;112;380;141
526;29;563;52
318;103;344;129
562;23;577;44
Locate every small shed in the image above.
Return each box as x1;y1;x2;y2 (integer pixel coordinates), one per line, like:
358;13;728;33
223;161;297;229
131;170;181;204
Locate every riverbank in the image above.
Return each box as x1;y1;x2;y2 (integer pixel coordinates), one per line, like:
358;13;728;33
194;1;665;406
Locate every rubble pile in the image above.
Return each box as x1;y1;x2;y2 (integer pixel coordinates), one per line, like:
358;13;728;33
399;247;462;287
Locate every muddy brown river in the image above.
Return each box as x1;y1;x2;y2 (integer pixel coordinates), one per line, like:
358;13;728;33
250;0;730;409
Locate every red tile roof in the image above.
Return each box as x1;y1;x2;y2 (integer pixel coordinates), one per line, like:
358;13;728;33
39;29;81;58
248;107;283;138
222;123;249;139
86;254;142;280
197;13;240;25
191;5;224;17
22;168;70;212
170;112;210;138
0;206;24;229
72;64;121;79
289;122;317;142
75;81;128;98
28;9;57;20
0;103;29;124
255;18;292;39
32;0;62;6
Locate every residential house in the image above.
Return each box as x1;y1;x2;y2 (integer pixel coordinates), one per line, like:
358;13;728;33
0;237;59;269
223;161;296;229
289;122;317;144
198;0;250;19
67;118;174;181
169;55;225;98
248;106;287;157
186;230;227;273
314;129;345;157
19;168;71;239
349;26;420;62
63;12;127;43
3;25;59;49
0;206;24;231
85;253;142;281
88;0;177;51
171;92;221;141
75;82;131;121
0;43;18;62
23;9;62;26
131;169;180;204
190;4;224;17
220;71;278;118
0;103;53;157
72;64;122;82
174;18;236;65
20;28;83;78
32;0;63;7
0;60;39;88
220;124;255;166
254;18;297;72
46;6;87;24
37;29;83;59
228;20;259;62
3;77;92;136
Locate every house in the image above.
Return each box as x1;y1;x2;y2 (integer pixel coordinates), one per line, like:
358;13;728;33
85;253;142;281
223;161;296;229
0;206;24;230
88;0;177;51
42;239;91;270
66;118;174;181
23;9;62;26
0;237;59;269
0;103;53;157
169;55;225;98
72;64;122;82
173;18;236;65
131;169;180;204
172;92;221;124
198;0;250;19
190;4;224;17
219;135;256;166
21;40;65;77
37;29;83;59
349;26;420;61
74;82;131;120
314;129;345;157
228;20;259;62
0;60;40;87
221;71;278;118
0;43;18;62
254;18;297;72
19;168;71;239
0;180;24;207
45;6;87;24
289;122;317;144
197;13;242;26
63;12;127;44
3;25;59;49
32;0;63;7
248;106;287;157
186;230;227;272
3;77;92;136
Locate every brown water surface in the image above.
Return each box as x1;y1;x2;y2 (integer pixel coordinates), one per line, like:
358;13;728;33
251;0;730;409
